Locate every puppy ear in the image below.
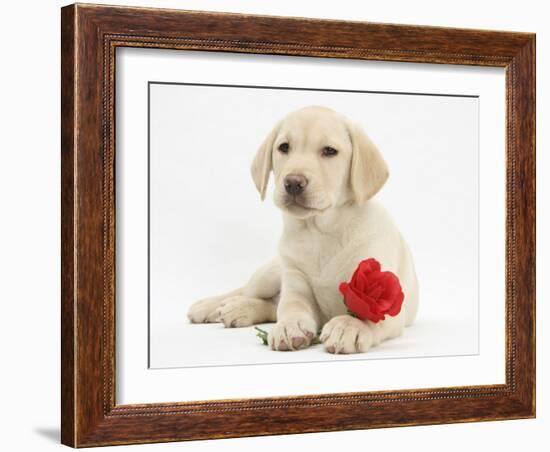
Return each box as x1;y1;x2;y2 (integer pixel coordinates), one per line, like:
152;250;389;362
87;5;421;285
348;123;389;203
251;123;279;200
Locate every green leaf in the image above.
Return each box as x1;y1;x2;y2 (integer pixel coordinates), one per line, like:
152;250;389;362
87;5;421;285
254;326;269;345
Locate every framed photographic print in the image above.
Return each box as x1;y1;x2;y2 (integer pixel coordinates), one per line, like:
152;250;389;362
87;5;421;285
61;3;536;447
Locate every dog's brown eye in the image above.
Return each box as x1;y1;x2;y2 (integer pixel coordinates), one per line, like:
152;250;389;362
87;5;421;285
278;142;290;153
322;146;338;157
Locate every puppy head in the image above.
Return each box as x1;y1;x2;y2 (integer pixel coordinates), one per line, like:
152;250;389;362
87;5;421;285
251;106;388;218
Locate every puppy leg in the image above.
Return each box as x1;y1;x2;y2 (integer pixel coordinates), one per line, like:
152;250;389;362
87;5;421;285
187;258;281;324
187;288;243;324
215;294;278;328
269;268;321;351
320;314;406;354
320;315;374;354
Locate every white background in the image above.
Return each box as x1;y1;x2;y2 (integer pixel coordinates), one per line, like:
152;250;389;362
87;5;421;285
0;0;546;451
148;65;482;369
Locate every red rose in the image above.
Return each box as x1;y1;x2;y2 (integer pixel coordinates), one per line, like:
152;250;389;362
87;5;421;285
339;258;404;323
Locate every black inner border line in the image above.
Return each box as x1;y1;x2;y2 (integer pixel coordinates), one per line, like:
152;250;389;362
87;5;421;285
147;82;151;368
146;80;479;369
148;80;479;98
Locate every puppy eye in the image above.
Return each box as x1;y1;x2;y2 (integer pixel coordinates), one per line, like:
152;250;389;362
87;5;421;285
322;146;338;157
278;142;290;154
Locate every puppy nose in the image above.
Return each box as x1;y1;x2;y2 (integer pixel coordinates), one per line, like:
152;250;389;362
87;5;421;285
284;174;308;196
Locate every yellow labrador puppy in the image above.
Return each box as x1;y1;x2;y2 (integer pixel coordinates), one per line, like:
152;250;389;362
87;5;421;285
187;106;419;354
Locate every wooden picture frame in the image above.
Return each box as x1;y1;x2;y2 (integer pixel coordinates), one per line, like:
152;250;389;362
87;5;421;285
61;3;535;447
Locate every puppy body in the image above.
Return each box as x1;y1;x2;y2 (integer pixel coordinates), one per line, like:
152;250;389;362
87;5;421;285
280;200;417;325
274;200;418;353
187;106;419;354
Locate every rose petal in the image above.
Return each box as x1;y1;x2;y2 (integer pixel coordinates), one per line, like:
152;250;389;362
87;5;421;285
366;258;381;273
365;271;385;287
338;282;349;297
387;290;404;316
376;298;394;311
355;274;368;291
380;273;400;298
344;287;385;322
359;258;380;276
348;265;363;287
352;258;380;292
367;283;384;300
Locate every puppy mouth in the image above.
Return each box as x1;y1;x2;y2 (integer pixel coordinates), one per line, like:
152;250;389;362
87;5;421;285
283;196;328;214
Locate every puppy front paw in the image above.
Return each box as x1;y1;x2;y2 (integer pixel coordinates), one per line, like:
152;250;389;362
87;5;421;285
187;297;224;324
268;316;317;351
320;315;373;354
214;296;275;328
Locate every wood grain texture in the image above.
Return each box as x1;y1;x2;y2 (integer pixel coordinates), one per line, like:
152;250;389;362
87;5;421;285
60;3;536;447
